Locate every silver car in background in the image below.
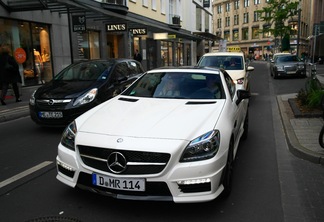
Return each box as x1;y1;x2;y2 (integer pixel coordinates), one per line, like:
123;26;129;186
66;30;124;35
270;54;306;79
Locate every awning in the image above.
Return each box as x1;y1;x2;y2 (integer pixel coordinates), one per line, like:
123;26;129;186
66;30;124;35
2;0;209;41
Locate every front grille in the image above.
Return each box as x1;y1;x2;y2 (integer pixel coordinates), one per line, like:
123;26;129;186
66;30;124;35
36;99;71;110
284;66;297;72
78;145;171;175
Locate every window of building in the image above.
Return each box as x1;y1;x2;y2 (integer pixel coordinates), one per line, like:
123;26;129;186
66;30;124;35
217;18;222;29
217;5;222;14
252;27;259;39
244;0;249;8
224;31;230;41
226;2;230;12
233;30;239;41
254;11;260;22
152;0;156;10
234;0;239;10
160;0;166;14
225;17;230;27
254;0;260;4
234;14;239;25
196;6;202;31
262;25;272;38
242;28;249;40
205;12;210;32
244;13;249;23
142;0;148;7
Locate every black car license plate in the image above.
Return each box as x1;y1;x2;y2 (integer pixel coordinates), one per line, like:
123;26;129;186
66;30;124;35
39;111;63;119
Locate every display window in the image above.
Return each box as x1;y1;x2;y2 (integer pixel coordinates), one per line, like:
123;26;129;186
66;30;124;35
0;18;53;86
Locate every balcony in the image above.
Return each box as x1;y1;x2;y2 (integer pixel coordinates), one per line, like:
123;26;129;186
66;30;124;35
169;15;181;29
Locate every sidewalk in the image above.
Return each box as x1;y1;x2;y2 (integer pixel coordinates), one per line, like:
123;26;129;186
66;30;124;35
1;84;324;165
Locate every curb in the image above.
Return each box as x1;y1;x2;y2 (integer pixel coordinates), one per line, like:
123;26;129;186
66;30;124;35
277;95;324;165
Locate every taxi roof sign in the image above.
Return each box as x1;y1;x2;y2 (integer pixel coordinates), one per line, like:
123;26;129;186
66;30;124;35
227;46;241;52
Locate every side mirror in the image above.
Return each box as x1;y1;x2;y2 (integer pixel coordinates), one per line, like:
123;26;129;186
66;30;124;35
236;90;250;105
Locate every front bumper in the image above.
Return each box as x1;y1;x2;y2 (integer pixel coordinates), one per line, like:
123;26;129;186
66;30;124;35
56;143;227;203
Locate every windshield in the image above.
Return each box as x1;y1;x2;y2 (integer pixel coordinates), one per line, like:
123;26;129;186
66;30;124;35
276;55;301;63
198;56;244;70
54;61;112;81
122;71;225;99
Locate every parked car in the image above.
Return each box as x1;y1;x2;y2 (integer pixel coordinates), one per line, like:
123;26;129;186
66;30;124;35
196;51;254;92
29;59;144;127
270;54;306;79
269;52;290;76
56;66;250;203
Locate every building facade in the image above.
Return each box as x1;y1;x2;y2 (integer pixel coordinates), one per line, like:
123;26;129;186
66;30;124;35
0;0;216;87
212;0;312;60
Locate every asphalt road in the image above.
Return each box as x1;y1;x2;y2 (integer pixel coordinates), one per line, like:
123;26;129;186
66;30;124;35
0;61;323;222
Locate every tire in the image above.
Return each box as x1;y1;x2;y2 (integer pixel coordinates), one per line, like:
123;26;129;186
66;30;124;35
319;125;324;148
241;110;249;140
221;138;234;198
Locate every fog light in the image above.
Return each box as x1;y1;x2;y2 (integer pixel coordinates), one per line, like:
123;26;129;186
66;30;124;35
57;160;75;172
177;178;211;185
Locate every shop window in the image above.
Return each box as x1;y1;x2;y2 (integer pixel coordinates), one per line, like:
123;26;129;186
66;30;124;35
242;28;249;40
0;18;53;86
252;27;259;39
233;30;239;41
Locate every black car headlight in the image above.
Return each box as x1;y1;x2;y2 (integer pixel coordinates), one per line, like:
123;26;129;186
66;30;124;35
61;121;77;151
73;88;98;107
29;90;37;106
275;65;284;71
180;130;220;162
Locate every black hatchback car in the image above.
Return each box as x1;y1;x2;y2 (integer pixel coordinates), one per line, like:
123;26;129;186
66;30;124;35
29;59;144;127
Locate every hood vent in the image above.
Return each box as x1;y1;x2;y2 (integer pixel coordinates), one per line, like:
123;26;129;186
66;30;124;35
186;101;217;105
118;97;139;102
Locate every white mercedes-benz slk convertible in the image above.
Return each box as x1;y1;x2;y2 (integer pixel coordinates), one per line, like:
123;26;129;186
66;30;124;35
56;66;250;203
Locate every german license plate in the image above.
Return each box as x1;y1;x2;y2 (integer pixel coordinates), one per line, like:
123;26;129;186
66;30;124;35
92;174;145;191
39;111;63;119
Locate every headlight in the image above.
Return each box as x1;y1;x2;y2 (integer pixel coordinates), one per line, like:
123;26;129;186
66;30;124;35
29;90;37;106
297;64;305;69
61;121;77;151
180;130;220;162
73;88;98;106
276;66;284;71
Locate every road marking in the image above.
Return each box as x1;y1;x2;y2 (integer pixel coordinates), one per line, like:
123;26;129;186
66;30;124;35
0;161;53;189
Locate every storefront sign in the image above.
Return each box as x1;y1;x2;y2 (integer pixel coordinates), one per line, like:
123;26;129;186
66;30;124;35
14;48;26;64
106;23;127;32
227;46;241;52
72;15;86;32
168;35;176;39
153;33;168;40
130;28;147;35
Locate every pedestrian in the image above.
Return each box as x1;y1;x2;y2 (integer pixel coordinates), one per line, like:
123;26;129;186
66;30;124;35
0;44;22;105
133;49;142;63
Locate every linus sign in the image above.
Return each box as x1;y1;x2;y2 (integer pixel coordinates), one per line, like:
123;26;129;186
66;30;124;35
106;23;127;32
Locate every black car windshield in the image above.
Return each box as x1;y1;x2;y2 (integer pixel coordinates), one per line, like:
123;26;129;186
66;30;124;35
54;61;112;81
198;56;244;70
122;71;225;99
276;55;301;63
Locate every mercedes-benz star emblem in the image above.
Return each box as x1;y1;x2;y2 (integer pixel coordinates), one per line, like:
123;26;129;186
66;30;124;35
48;99;55;105
107;152;127;174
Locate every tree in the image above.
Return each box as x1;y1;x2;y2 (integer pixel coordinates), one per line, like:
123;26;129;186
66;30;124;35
257;0;299;52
